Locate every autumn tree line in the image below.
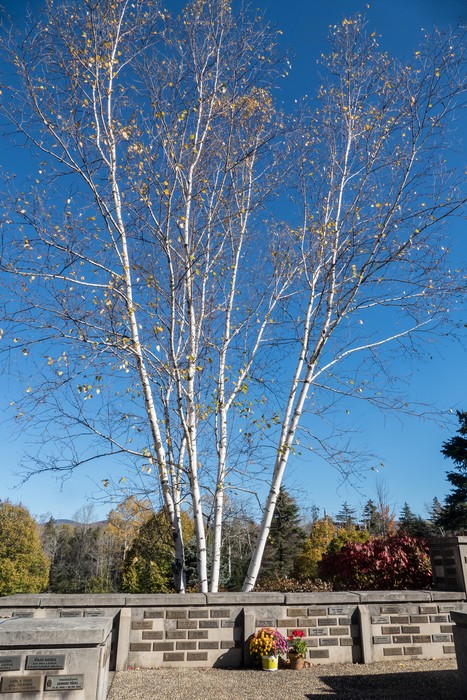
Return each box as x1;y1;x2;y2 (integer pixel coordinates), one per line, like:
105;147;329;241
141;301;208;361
0;485;456;597
2;404;466;598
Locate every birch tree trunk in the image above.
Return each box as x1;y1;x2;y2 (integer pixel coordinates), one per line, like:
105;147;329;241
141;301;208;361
0;4;464;595
243;19;466;591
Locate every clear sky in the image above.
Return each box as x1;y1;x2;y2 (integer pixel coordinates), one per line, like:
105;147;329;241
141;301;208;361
0;0;465;524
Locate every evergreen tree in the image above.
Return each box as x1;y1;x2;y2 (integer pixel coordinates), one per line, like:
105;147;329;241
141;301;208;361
259;488;306;581
437;411;467;533
0;501;49;595
122;509;194;593
335;502;357;528
398;502;430;538
361;487;395;536
427;497;445;533
361;500;379;534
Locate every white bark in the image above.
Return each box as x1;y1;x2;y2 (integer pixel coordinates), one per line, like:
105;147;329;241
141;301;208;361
1;6;464;596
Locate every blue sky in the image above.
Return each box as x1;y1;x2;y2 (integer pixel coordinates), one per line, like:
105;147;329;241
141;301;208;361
0;0;465;523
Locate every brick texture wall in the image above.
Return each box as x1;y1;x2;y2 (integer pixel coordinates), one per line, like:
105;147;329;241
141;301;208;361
1;591;466;669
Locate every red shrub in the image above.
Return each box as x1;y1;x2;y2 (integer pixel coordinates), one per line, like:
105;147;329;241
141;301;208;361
318;534;432;590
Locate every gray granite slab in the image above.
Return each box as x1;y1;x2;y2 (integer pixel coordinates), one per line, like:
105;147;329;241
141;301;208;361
0;617;113;646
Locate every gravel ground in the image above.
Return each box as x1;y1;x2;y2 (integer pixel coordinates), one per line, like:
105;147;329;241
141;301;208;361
107;658;461;699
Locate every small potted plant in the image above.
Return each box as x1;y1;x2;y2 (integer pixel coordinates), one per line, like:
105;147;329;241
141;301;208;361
249;627;288;671
288;629;308;670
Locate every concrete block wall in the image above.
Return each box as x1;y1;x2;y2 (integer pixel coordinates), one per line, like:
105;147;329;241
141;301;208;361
127;594;244;668
1;591;466;670
0;617;112;699
429;537;467;592
243;593;362;665
359;592;467;663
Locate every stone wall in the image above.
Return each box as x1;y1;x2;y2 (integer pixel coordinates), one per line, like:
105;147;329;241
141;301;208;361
1;591;466;672
428;537;467;592
0;616;112;699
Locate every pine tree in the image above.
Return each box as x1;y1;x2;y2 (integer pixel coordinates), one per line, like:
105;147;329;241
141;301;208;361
398;502;430;538
122;509;195;593
259;488;306;581
437;411;467;533
361;500;379;534
427;497;445;533
335;502;357;529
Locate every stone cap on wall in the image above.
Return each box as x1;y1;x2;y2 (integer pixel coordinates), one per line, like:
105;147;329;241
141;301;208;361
0;594;43;607
428;536;467;546
126;593;207;606
357;590;433;603
206;593;284;605
285;592;360;605
1;590;466;609
0;617;113;647
40;594;127;607
431;591;466;601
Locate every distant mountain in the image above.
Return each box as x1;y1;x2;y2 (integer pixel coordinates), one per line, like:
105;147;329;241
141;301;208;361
41;518;108;528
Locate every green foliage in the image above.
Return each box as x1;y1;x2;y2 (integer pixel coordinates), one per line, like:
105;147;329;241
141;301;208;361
122;509;194;593
47;522;114;594
259;488;306;581
427;497;445;533
287;630;308;655
361;500;379;534
325;525;370;556
334;502;357;528
398;503;431;538
0;501;49;595
437;411;467;533
319;534;432;590
361;497;395;536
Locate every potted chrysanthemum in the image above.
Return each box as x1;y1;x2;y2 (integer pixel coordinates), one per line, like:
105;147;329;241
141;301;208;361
249;627;288;671
287;629;308;669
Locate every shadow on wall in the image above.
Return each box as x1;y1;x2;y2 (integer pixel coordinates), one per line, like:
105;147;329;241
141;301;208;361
311;669;461;699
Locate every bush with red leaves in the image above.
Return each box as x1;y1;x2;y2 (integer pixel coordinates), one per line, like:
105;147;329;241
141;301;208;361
318;534;432;590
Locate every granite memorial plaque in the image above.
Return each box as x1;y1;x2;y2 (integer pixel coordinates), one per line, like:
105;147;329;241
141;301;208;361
1;676;42;693
328;607;345;615
11;612;34;618
320;638;338;646
0;656;21;672
45;675;84;691
60;611;82;618
26;655;66;670
84;610;104;617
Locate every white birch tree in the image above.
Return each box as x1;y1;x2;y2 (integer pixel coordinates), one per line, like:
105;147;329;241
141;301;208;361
0;4;465;593
0;0;287;592
242;19;466;589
